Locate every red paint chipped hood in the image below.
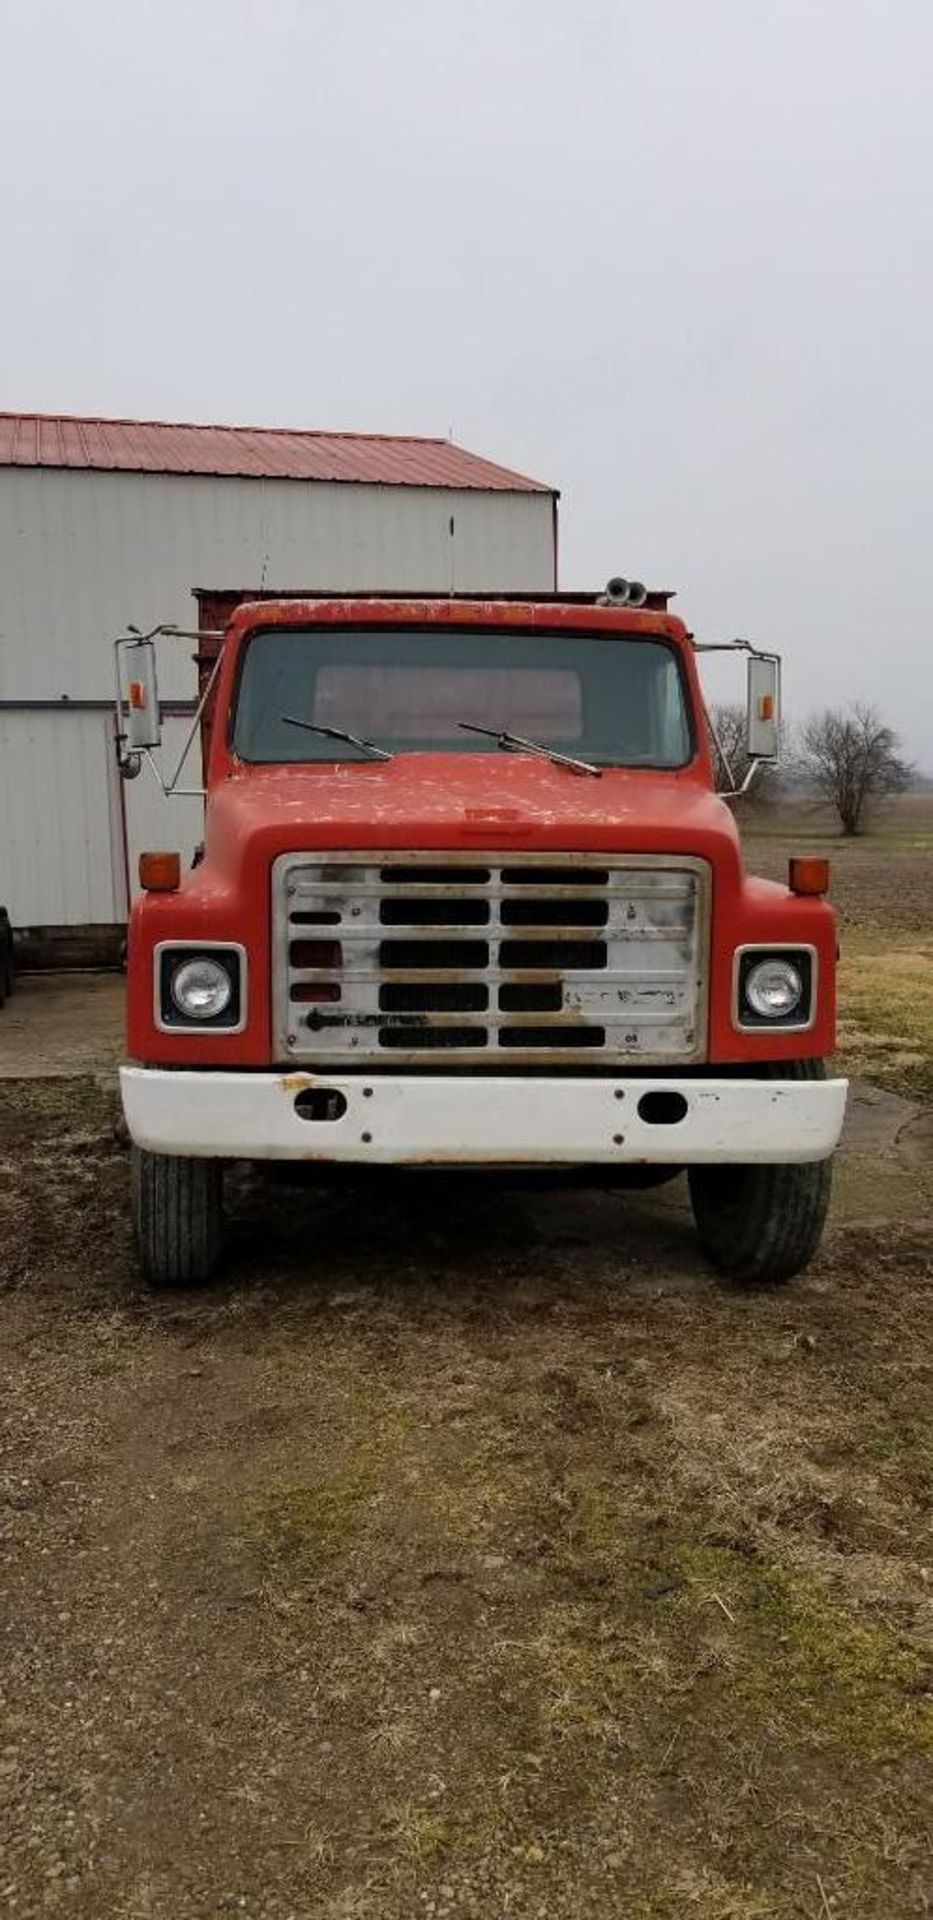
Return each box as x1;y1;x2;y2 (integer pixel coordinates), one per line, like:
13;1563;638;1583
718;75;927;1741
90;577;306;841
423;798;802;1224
202;753;744;877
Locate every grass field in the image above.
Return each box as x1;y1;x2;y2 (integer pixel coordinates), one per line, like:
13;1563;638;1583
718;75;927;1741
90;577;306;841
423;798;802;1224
744;791;933;1104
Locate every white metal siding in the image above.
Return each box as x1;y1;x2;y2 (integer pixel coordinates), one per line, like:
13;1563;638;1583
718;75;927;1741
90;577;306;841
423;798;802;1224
0;470;555;701
0;710;123;924
0;714;206;925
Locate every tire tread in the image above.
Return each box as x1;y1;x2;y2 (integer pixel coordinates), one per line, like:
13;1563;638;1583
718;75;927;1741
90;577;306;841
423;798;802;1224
132;1148;223;1286
688;1059;833;1285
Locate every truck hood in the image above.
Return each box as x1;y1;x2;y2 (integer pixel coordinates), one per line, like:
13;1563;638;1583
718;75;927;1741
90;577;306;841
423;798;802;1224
203;754;743;875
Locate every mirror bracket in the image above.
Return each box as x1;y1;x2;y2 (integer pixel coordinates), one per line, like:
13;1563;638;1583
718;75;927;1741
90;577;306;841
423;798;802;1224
112;626;224;795
692;636;782;799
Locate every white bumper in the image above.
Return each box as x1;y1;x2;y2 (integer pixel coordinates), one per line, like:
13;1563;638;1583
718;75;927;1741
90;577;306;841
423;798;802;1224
120;1068;848;1166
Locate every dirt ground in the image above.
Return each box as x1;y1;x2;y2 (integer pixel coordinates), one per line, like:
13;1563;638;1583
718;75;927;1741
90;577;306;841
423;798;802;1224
1;810;931;1920
0;975;124;1080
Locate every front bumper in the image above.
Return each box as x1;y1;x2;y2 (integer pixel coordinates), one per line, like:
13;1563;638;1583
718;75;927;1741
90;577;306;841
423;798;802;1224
120;1068;848;1166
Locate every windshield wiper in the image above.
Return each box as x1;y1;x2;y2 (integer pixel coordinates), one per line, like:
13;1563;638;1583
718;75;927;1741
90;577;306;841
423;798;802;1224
281;716;392;761
458;721;601;778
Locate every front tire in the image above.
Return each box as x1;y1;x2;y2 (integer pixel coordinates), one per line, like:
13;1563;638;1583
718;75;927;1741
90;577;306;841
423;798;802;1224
131;1147;224;1286
688;1059;833;1285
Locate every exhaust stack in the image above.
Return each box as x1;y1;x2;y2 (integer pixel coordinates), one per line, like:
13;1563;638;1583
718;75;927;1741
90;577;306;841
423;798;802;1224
599;576;648;608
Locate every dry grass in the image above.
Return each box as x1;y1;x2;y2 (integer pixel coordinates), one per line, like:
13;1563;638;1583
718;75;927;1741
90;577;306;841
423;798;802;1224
836;932;933;1103
744;791;933;1101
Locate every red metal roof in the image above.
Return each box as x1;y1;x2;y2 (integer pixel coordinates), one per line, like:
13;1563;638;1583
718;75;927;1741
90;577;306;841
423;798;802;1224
0;411;553;493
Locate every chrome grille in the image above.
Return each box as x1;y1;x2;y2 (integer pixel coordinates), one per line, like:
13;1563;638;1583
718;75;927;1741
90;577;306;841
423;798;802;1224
273;853;708;1066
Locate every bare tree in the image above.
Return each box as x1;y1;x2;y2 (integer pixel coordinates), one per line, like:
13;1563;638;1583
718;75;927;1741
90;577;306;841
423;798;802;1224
708;701;783;801
797;703;912;836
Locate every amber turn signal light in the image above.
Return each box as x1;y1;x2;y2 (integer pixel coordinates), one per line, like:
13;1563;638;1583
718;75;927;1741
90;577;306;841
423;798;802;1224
139;851;181;892
788;856;829;896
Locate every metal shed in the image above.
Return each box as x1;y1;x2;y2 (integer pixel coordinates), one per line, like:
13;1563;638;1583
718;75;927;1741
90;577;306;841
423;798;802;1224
0;413;557;939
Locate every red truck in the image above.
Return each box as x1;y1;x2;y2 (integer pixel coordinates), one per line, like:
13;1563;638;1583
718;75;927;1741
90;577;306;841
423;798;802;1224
116;582;847;1288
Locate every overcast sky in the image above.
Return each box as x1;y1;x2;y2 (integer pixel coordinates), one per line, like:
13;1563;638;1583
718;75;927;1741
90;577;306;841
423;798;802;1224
2;0;931;762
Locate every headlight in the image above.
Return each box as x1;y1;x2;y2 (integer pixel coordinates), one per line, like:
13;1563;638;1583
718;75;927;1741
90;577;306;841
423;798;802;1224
740;952;808;1025
157;945;245;1030
170;956;233;1020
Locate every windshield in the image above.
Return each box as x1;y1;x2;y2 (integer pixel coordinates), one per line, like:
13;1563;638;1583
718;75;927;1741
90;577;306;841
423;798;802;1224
232;626;693;768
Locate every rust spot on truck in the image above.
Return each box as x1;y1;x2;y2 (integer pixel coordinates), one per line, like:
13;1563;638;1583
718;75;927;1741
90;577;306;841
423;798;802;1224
279;1073;316;1093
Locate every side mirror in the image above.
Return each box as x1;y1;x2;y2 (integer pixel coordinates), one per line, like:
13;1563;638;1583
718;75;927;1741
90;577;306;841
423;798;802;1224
746;653;780;762
124;638;162;752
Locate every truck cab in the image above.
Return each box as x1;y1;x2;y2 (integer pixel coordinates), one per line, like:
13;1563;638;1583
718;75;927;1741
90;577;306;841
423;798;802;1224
118;584;847;1286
